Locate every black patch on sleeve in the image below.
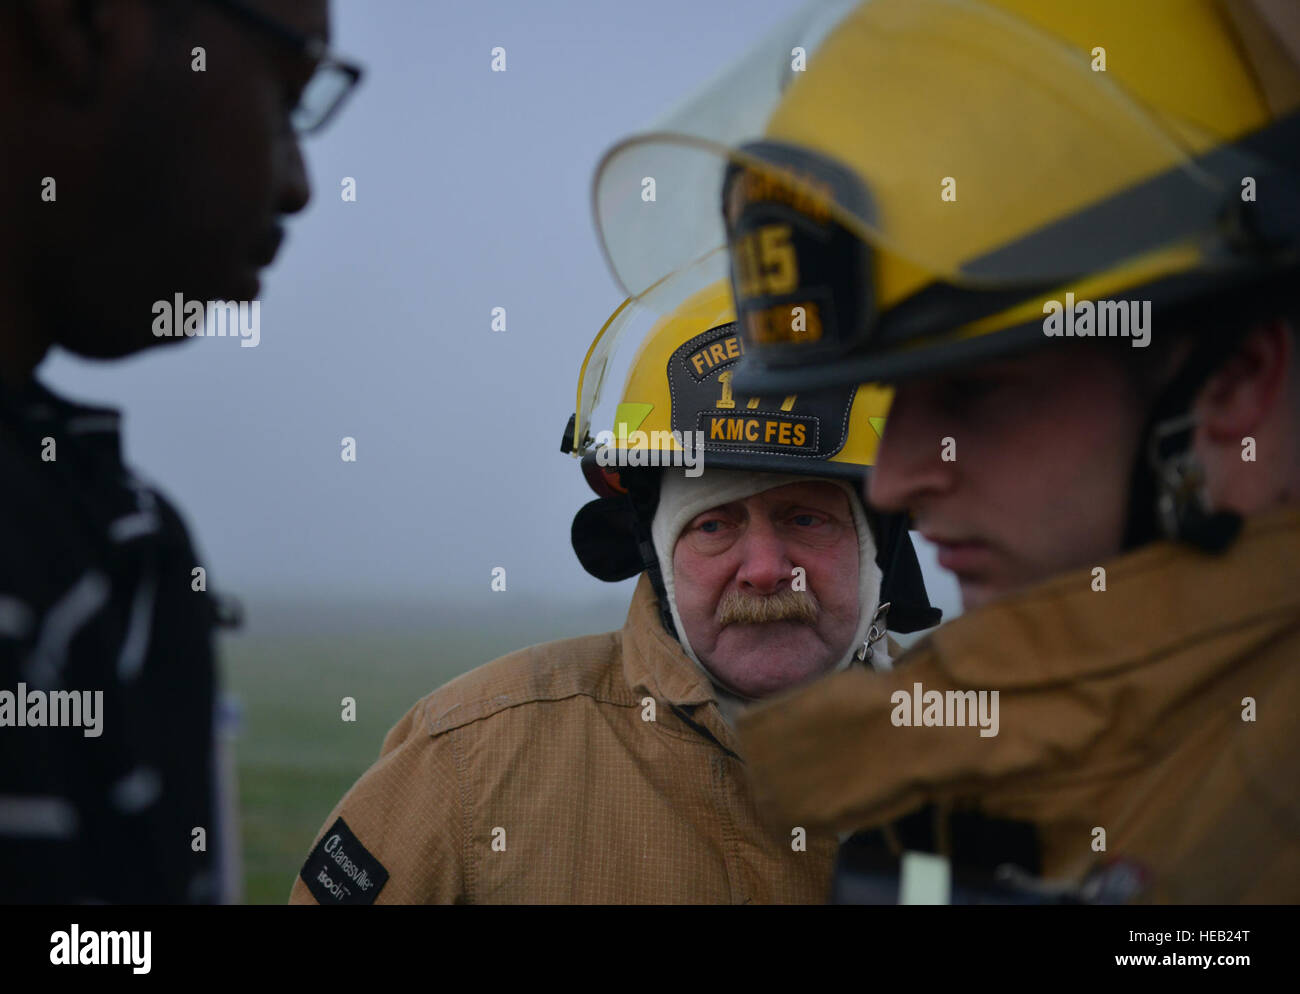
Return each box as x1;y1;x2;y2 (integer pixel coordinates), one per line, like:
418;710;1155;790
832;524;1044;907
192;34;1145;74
299;817;390;905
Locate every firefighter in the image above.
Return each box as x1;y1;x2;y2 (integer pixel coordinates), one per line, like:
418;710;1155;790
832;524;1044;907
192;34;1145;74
289;281;939;904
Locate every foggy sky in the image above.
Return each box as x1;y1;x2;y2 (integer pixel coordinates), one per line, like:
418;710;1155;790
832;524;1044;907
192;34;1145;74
41;0;962;633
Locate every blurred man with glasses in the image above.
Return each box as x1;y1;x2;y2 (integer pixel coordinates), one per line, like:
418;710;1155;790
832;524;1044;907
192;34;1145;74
0;0;361;903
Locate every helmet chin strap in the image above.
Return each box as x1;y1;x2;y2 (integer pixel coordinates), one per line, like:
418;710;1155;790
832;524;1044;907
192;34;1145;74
1122;257;1300;553
854;601;893;671
1126;333;1246;555
1146;412;1243;552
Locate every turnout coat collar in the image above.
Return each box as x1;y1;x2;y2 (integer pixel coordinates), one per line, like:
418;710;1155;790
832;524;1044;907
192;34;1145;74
621;573;719;709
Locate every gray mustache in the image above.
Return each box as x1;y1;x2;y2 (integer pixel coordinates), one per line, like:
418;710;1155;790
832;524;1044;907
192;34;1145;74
717;588;820;626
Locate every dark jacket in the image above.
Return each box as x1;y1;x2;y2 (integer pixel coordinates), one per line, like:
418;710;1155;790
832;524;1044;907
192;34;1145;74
1;379;222;902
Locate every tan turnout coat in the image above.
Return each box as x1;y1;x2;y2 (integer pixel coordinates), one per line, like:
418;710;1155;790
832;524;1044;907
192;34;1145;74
736;505;1300;903
290;574;841;904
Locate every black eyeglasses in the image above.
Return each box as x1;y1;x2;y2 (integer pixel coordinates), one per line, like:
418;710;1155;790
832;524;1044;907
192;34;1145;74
203;0;363;135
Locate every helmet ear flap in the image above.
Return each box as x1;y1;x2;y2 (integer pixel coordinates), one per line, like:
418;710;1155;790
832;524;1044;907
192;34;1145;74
571;497;644;581
570;481;679;638
873;511;943;634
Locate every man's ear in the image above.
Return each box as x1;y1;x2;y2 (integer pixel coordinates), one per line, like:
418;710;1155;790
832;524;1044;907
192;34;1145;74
1195;319;1293;443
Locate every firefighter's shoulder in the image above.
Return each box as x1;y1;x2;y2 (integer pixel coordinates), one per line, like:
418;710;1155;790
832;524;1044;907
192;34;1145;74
419;628;631;739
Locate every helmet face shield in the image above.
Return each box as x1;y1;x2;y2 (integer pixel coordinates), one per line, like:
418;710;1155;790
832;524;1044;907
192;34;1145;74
571;267;729;462
592;0;1297;394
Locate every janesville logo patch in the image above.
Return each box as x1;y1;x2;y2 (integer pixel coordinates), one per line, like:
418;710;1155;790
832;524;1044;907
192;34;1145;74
300;817;390;905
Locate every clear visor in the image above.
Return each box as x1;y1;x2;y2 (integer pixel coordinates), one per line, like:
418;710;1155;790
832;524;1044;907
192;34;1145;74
594;0;1262;311
571;269;707;457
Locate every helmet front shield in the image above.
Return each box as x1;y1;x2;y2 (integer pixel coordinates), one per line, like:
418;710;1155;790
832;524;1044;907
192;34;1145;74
592;0;1299;388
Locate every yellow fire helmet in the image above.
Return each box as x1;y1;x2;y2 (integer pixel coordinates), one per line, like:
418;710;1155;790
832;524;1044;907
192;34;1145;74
591;0;1300;549
593;0;1299;380
560;277;941;634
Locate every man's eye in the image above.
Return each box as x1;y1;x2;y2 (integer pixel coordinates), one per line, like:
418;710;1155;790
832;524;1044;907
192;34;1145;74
791;514;821;527
697;520;724;534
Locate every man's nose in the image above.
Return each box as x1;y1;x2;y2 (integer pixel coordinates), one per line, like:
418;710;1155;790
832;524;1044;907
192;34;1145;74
735;518;794;595
277;133;312;216
868;390;956;513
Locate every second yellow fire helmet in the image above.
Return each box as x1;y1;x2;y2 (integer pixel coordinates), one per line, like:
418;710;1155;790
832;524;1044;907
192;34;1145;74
561;278;942;634
591;0;1300;391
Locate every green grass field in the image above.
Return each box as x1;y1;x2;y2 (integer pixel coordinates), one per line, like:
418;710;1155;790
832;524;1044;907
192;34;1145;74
221;632;465;903
220;602;628;903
